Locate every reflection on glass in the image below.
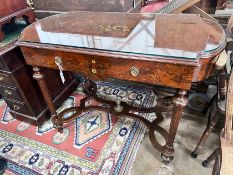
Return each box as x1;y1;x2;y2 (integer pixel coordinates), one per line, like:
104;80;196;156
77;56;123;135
20;12;226;60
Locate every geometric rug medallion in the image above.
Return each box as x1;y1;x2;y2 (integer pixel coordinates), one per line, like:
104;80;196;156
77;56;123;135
0;81;157;175
75;110;112;149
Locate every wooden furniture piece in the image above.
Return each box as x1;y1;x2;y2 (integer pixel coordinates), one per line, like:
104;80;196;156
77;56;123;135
0;22;77;126
0;0;35;41
200;66;233;175
191;51;228;159
17;12;226;164
191;14;233;160
32;0;141;19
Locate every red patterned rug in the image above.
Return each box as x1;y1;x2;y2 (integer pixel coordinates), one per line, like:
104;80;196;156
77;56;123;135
0;81;156;175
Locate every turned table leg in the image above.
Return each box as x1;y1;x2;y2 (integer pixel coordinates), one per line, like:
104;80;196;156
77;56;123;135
33;67;63;133
161;90;188;164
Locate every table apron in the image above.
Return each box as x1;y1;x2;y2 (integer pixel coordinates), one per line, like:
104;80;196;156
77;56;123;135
20;46;214;90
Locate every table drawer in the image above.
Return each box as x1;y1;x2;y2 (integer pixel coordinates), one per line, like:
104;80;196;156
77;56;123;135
4;98;32;115
0;72;15;86
21;46;195;89
0;85;22;101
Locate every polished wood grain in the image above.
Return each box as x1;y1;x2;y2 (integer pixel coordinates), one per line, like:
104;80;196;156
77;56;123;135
162;90;188;163
20;46;198;90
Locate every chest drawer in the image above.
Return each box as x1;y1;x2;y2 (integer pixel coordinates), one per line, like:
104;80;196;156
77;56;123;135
0;72;15;86
0;85;23;101
4;98;32;116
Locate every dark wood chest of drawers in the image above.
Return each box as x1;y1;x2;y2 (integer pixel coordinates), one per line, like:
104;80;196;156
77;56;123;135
0;42;77;125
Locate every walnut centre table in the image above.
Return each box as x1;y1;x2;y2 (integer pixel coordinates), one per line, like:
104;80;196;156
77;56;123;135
17;12;226;164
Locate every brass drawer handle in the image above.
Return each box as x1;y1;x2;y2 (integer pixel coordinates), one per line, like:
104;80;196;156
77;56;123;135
4;89;12;95
0;76;4;81
130;66;139;77
13;104;20;111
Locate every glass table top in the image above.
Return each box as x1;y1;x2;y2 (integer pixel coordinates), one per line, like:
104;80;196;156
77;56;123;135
18;12;226;60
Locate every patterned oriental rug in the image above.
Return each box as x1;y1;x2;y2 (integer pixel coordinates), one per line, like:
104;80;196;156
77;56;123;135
0;81;157;175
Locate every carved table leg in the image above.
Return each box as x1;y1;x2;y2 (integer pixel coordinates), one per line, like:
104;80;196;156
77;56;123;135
191;105;219;158
33;67;63;133
161;90;188;164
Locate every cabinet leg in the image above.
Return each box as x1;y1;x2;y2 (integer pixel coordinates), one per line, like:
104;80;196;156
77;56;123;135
161;90;188;164
33;67;63;133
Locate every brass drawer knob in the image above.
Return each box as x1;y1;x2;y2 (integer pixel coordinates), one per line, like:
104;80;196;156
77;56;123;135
4;89;12;95
13;105;20;111
0;76;4;81
91;68;97;74
130;66;139;77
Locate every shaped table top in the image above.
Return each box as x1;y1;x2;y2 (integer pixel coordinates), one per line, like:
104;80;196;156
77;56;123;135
18;12;226;60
